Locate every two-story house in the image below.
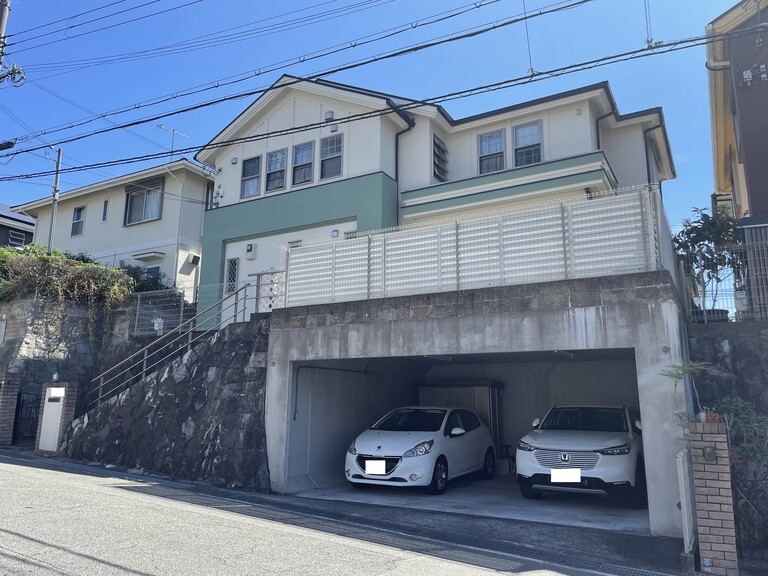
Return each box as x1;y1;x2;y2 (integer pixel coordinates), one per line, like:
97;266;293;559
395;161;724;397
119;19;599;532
0;203;34;247
15;159;213;293
196;75;674;294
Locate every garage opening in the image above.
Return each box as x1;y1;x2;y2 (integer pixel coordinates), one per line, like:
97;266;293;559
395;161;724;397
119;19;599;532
286;349;649;534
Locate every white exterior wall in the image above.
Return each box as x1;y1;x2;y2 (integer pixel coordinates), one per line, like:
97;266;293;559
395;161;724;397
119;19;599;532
398;100;595;192
223;220;357;281
29;166;208;288
211;92;389;209
600;124;648;188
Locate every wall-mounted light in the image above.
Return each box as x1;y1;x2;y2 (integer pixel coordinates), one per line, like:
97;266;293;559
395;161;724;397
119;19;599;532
52;371;59;382
231;157;238;165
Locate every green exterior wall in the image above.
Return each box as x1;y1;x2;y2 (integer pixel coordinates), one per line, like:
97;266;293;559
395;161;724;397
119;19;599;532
200;172;397;286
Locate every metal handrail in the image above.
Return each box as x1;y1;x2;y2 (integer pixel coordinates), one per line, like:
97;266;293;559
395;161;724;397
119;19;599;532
89;283;251;406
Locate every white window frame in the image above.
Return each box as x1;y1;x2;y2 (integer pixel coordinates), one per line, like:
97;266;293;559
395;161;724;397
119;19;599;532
266;149;287;192
478;129;505;175
7;230;25;247
225;257;240;293
71;206;86;237
101;200;109;222
125;179;164;226
292;142;314;186
241;156;262;198
320;134;343;180
513;121;543;167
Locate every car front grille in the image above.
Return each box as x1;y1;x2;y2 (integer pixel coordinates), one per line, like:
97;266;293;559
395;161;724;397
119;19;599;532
356;455;402;475
534;449;600;469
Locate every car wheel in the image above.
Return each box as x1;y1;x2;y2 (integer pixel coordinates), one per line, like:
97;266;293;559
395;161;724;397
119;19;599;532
480;449;496;479
519;484;542;499
628;457;647;509
427;457;448;495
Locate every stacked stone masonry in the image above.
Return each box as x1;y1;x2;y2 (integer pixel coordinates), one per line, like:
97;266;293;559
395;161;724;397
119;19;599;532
689;422;739;576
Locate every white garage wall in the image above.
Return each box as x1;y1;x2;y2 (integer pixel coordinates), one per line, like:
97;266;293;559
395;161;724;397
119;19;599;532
426;359;639;454
286;361;419;492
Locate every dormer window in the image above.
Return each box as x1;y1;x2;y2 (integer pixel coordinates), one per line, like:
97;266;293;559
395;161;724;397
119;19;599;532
433;134;448;182
478;130;505;174
514;121;542;167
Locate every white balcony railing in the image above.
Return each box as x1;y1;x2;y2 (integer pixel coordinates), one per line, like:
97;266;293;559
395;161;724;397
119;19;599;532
283;184;676;307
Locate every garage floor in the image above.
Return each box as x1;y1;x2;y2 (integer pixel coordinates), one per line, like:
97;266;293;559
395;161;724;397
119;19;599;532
296;472;650;535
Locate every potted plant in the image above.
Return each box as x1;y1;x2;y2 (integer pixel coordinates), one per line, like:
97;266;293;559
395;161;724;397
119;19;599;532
673;207;744;323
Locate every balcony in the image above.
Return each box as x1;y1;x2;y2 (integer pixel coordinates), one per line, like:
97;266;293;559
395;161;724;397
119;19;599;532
282;183;677;307
401;151;618;221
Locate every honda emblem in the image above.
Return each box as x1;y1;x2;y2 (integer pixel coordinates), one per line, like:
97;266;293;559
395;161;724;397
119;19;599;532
560;453;570;463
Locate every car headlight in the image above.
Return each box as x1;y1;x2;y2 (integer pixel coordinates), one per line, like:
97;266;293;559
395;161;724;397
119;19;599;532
347;440;357;455
517;440;537;452
403;440;434;458
597;443;630;455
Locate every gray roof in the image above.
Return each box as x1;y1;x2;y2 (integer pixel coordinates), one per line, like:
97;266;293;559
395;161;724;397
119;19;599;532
0;202;35;225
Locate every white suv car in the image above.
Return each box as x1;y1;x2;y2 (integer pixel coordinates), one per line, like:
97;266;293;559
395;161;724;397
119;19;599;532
515;406;645;507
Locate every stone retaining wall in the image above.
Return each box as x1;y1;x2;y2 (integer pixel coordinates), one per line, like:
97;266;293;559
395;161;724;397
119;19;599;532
61;316;271;491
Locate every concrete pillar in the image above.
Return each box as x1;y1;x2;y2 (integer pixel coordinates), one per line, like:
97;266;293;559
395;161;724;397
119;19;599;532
689;422;739;576
0;373;20;446
35;381;78;453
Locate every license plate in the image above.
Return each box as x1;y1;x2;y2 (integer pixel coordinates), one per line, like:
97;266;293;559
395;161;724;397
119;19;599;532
365;460;386;475
551;468;581;483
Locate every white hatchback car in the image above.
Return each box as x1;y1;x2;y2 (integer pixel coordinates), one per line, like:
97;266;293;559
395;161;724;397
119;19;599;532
515;405;646;507
345;406;496;494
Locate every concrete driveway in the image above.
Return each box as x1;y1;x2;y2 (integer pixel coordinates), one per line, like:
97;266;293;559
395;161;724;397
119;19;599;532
297;473;650;535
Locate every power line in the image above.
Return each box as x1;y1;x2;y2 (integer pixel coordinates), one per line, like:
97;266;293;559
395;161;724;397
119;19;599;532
6;0;131;38
6;0;205;55
4;0;592;155
2;23;765;184
11;0;504;142
7;0;163;46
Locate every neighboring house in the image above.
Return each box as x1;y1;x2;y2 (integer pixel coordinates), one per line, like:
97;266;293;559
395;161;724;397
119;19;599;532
14;159;213;293
707;1;768;318
195;74;674;292
707;0;768;220
0;203;34;247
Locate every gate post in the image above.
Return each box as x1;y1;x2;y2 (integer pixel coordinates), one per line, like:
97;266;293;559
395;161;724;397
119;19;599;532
35;381;78;453
0;373;20;446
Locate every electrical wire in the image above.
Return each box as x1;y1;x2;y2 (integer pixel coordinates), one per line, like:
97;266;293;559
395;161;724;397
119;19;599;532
6;0;591;151
6;0;164;47
17;0;382;72
6;0;205;55
11;0;505;142
5;0;132;38
2;22;765;183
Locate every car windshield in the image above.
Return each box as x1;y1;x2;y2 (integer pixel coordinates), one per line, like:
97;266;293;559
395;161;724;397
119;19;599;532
540;407;627;433
371;409;447;432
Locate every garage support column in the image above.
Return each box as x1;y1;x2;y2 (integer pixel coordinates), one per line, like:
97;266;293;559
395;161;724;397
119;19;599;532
632;305;687;539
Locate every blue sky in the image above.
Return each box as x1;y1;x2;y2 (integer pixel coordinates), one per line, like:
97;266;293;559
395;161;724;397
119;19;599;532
0;0;738;227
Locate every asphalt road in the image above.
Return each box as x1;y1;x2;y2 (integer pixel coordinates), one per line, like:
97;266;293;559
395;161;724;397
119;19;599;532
0;451;676;576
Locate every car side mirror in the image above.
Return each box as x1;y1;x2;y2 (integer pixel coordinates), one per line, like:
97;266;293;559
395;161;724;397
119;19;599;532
531;417;540;428
635;420;642;431
450;427;466;438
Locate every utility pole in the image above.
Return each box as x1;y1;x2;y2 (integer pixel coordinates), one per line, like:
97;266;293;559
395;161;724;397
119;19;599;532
46;148;62;255
0;0;10;68
0;0;24;85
